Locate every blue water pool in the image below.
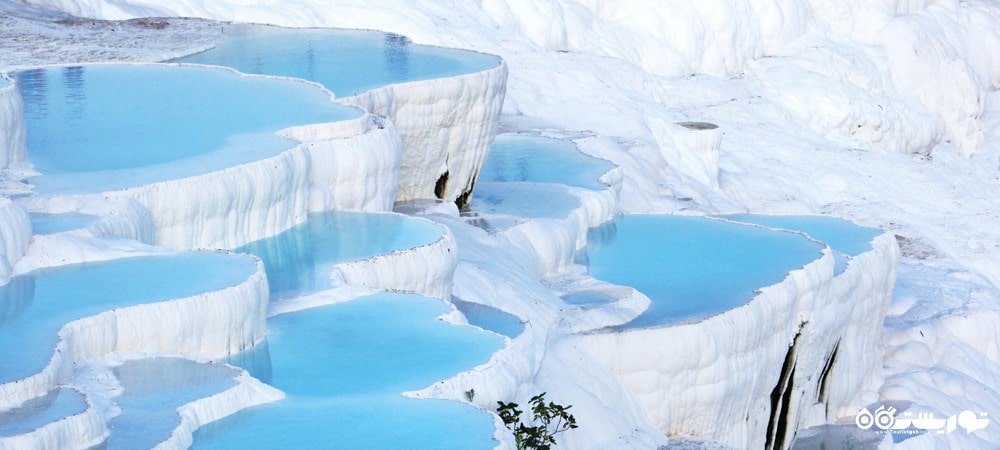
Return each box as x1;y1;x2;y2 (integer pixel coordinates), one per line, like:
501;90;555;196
561;291;615;306
105;358;239;450
0;388;86;437
193;293;503;449
0;252;258;383
28;213;99;235
583;215;824;328
172;25;500;96
480;135;614;190
235;211;442;298
453;298;523;338
721;215;881;256
15;64;360;194
469;182;580;220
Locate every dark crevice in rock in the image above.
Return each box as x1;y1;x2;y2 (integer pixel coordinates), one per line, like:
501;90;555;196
816;340;841;404
677;121;719;130
766;330;801;450
774;364;797;450
434;170;449;199
455;174;477;209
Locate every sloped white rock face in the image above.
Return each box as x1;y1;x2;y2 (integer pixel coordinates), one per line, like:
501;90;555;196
0;388;108;450
799;233;900;426
15;196;156;243
497;181;618;277
0;258;268;408
0;76;26;170
64;114;400;250
333;219;458;300
0;198;30;284
154;370;284;450
97;147;310;250
574;251;835;449
573;234;899;450
339;62;507;206
296;125;401;214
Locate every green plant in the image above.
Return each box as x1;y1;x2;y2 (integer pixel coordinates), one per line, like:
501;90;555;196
496;393;578;450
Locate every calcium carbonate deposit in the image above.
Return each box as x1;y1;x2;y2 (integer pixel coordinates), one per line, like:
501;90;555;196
1;0;998;449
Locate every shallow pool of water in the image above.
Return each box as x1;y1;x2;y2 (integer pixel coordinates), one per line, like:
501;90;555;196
173;25;500;96
193;293;502;449
480;135;613;191
561;290;615;306
235;211;442;298
721;215;880;256
0;388;86;437
16;64;360;194
28;213;99;235
468;182;580;220
453;298;523;338
722;215;882;275
0;252;258;383
104;358;239;450
583;215;824;328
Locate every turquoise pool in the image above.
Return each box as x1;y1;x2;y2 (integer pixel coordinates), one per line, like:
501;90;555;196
583;215;824;328
0;252;258;383
722;215;882;275
469;182;580;220
172;25;500;96
28;213;99;235
453;298;523;339
0;388;86;437
235;211;442;298
104;358;240;450
16;64;360;194
480;135;614;190
193;293;503;449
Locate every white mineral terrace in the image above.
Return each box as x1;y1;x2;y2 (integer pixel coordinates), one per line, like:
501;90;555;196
1;1;993;448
